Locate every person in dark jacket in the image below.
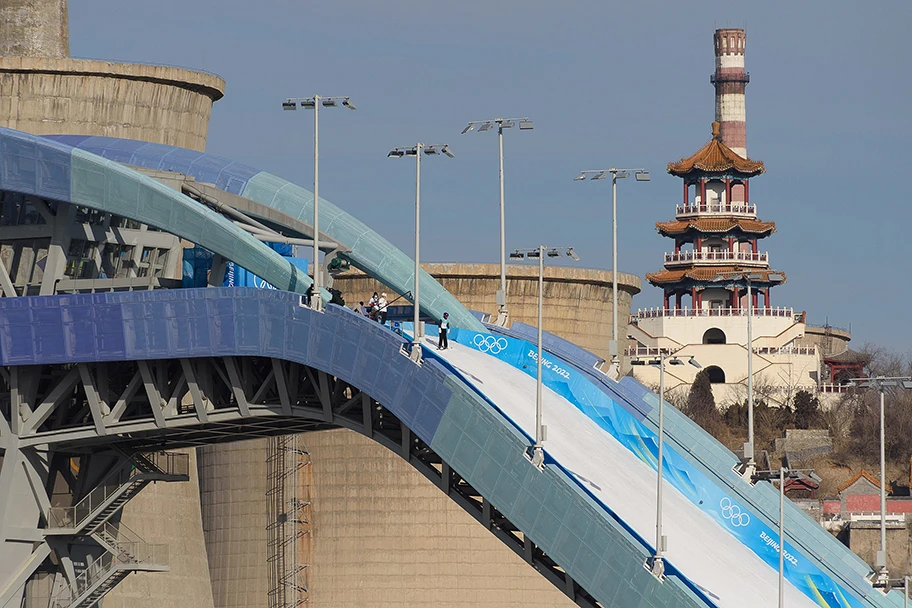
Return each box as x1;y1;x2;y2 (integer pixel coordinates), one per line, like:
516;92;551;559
437;312;450;350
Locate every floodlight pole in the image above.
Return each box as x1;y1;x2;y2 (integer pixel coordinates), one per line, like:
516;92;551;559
779;466;785;608
652;350;667;578
611;171;619;373
533;244;545;466
497;125;507;324
464;118;533;326
312;95;321;310
879;386;887;584
413;144;423;362
574;168;648;377
284;94;356;310
512;244;577;468
848;375;912;585
746;276;754;470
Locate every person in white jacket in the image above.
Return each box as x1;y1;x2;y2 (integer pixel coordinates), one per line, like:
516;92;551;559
377;293;389;324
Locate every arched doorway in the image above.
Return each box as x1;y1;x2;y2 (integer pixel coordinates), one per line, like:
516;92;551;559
705;366;726;383
703;328;726;344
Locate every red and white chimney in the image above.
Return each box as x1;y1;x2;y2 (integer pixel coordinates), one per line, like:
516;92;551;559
712;29;749;158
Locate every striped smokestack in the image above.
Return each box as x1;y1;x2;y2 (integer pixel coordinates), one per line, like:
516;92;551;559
712;28;749;158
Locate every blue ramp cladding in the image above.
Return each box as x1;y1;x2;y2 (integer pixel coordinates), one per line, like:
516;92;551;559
0;289;709;608
457;324;901;608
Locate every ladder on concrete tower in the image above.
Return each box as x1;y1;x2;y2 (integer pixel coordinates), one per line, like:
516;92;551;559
266;435;312;608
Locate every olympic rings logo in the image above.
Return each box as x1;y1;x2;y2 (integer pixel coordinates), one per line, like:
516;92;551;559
472;335;508;354
719;497;750;527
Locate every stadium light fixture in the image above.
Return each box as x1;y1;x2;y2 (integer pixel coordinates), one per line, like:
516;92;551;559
574;167;650;377
511;245;579;470
848;375;912;587
462;116;534;326
388;143;454;363
282;94;357;311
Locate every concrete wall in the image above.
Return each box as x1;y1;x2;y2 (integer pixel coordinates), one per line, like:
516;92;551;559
0;0;68;58
195;430;574;608
332;263;641;362
104;448;215;608
196;440;269;608
0;57;224;151
846;522;911;577
799;325;852;357
307;429;574;607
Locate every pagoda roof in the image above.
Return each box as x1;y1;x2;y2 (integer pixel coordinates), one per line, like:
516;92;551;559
667;123;765;177
823;349;870;365
646;266;787;286
657;217;776;237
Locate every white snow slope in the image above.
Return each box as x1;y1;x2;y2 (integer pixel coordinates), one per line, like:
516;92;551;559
427;337;818;608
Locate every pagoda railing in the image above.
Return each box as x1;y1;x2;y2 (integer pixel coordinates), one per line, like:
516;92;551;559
632;307;798;321
818;383;855;394
624;344;817;357
663;250;768;265
675;202;756;217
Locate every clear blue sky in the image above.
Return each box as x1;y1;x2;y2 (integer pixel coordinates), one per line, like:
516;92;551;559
72;1;911;352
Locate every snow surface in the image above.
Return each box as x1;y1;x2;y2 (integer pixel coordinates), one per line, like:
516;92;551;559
428;337;818;608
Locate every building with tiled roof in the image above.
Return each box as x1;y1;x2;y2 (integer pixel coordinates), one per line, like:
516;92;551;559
624;29;856;410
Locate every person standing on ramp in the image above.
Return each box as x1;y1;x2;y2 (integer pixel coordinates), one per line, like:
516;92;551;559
438;312;450;350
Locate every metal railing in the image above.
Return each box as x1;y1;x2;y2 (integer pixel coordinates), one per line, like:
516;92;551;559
663;250;768;265
136;450;190;476
633;307;796;320
817;383;855;394
49;531;168;608
753;346;817;356
624;345;817;357
46;451;189;529
675;202;756;216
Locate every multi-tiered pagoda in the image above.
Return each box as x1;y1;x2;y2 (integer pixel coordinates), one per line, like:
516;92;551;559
646;121;785;314
625;29;835;404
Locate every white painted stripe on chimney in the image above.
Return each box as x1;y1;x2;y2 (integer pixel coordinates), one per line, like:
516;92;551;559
717;94;746;121
717;55;745;69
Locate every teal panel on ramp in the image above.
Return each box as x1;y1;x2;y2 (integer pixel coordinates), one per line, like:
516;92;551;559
241;172;484;332
67;148;312;295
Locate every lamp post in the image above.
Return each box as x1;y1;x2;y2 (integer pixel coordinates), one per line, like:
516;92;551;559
631;353;700;578
848;375;912;586
510;246;579;467
713;270;783;475
388;143;455;362
282;95;356;310
462;117;534;327
575;169;650;377
752;466;816;608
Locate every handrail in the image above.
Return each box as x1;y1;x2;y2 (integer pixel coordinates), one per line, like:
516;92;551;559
675;202;756;215
46;451;189;529
663;250;768;264
632;307;796;320
51;525;168;607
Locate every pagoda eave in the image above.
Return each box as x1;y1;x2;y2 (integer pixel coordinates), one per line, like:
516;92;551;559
656;217;776;238
646;266;787;288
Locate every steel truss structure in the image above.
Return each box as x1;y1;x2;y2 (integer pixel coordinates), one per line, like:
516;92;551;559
0;354;602;608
